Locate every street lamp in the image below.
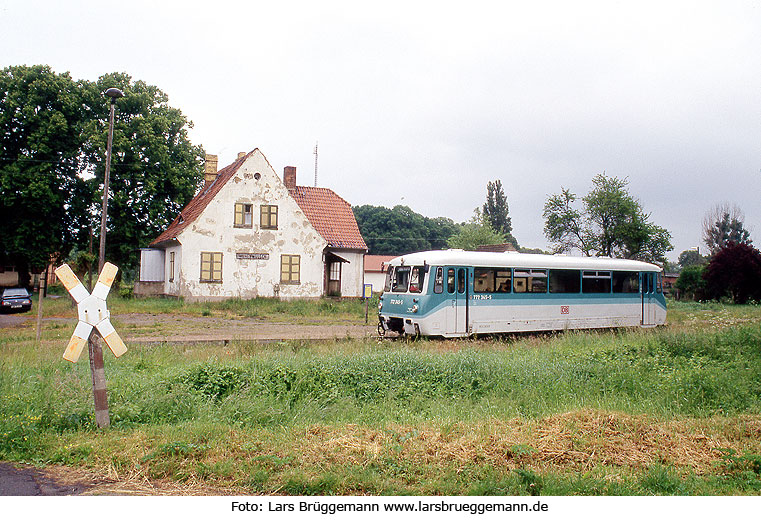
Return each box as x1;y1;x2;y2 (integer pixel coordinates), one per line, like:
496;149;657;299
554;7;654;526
98;87;124;272
88;86;123;429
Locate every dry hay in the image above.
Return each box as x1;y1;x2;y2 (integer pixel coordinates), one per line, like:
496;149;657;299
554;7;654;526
36;463;239;496
295;410;761;475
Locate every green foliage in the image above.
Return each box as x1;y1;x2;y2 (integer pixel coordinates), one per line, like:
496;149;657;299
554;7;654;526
0;65;91;280
702;203;752;256
0;64;204;277
543;175;672;263
716;448;761;491
678;249;707;269
66;248;97;276
447;209;506;250
675;265;707;301
352;204;459;255
82;72;204;270
179;362;250;400
482;180;517;247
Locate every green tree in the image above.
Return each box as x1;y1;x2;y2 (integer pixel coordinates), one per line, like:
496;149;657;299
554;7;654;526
702;203;752;255
82;73;204;271
677;249;707;269
675;265;707;301
0;65;91;285
482;180;518;247
446;209;505;250
543;175;672;264
352;204;458;254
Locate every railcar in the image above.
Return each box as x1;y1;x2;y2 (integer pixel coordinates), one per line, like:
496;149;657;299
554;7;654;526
377;250;666;337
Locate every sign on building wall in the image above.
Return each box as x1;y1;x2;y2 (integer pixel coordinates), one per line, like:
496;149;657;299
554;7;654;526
236;253;270;260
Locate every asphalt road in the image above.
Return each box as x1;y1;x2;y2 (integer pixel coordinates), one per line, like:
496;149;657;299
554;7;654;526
0;462;84;496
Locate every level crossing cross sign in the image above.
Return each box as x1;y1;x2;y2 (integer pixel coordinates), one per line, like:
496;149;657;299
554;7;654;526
54;262;127;362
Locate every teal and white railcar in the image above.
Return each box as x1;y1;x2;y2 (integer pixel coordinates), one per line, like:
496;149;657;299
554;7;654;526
378;250;666;337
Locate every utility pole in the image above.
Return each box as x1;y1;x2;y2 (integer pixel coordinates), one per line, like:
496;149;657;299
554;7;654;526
35;260;48;343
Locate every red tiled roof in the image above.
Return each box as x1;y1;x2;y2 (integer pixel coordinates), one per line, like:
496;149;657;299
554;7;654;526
364;254;397;272
288;186;368;251
150;149;367;252
150;151;252;247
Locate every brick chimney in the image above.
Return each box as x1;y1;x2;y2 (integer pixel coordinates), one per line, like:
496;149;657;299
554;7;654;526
284;166;297;190
204;154;218;184
237;152;246;160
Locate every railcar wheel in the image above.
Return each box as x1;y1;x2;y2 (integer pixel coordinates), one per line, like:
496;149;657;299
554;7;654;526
377;322;386;337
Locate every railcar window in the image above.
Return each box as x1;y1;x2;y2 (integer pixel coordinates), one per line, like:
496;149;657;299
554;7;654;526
514;269;547;293
474;268;511;293
457;269;466;294
496;269;511;292
434;267;444;294
583;271;611;293
384;266;394;292
612;271;639;293
474;268;494;293
549;269;580;293
409;266;426;293
447;269;456;294
656;273;663;293
392;266;411;292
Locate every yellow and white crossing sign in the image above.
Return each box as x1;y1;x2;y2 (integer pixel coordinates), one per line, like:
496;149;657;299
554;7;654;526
54;262;127;362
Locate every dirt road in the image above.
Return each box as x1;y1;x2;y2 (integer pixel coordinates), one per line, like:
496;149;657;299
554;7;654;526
4;312;379;344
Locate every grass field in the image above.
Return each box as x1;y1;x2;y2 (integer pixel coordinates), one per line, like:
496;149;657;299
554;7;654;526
1;299;760;495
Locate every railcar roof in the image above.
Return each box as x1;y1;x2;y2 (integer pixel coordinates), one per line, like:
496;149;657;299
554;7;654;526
387;250;662;272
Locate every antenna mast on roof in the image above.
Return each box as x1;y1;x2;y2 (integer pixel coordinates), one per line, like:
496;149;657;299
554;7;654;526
313;141;318;187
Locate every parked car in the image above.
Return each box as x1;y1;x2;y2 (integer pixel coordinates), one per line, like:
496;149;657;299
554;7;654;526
1;287;33;313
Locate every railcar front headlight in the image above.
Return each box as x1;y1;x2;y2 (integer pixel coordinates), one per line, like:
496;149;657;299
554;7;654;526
412;305;419;313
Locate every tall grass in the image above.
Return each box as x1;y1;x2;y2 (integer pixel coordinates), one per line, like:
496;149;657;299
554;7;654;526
2;301;761;494
3;323;761;448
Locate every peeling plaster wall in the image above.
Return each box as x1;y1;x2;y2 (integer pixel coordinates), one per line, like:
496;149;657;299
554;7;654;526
329;249;365;297
175;150;327;301
164;244;182;296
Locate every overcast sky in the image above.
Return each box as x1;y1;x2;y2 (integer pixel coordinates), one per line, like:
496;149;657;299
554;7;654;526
2;0;759;259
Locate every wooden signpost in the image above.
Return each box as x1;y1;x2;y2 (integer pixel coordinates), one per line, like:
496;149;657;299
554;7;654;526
55;262;127;428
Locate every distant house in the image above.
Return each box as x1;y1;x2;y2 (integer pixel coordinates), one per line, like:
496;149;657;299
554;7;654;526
0;265;19;288
135;149;367;300
364;254;397;295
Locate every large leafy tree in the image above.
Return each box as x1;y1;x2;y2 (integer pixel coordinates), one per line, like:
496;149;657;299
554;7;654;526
677;249;707;269
0;65;204;282
447;209;505;250
482;180;518;247
702;203;752;255
703;242;761;304
82;73;204;271
0;65;91;284
353;204;458;255
543;174;672;264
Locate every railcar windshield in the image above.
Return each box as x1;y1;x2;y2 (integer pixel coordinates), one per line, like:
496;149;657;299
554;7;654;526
384;265;427;293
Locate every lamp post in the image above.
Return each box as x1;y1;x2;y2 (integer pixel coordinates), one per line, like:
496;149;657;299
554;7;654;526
89;87;123;429
98;87;124;272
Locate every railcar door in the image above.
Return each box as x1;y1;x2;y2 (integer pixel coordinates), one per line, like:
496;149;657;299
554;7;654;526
445;267;469;335
641;272;656;326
